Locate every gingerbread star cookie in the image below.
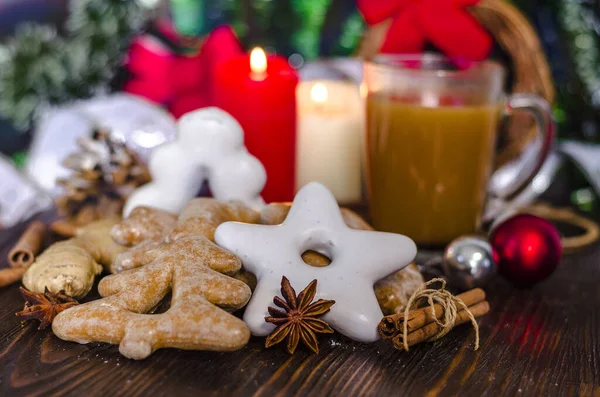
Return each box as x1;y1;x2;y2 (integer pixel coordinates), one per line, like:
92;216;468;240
215;182;417;343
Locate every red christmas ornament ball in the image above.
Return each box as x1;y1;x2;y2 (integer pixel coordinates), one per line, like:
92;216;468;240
490;214;562;286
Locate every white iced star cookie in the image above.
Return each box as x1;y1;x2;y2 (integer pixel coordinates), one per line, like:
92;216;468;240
215;182;417;342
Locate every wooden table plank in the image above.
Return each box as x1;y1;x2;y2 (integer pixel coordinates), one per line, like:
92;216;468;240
0;216;599;396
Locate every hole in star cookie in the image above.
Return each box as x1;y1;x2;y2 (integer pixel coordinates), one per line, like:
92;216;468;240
301;250;332;267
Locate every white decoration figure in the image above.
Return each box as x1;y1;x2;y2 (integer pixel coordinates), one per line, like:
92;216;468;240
124;107;266;216
215;182;417;343
560;141;600;196
26;94;177;196
0;154;52;228
26;109;93;196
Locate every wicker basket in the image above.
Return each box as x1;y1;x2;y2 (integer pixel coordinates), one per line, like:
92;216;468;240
358;0;555;167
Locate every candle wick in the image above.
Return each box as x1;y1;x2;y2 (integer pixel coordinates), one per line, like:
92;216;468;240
250;71;267;81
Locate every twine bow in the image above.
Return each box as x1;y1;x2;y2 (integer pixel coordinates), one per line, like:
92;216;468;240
357;0;493;60
402;278;480;351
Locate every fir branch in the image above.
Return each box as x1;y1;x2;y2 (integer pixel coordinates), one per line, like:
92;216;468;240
0;0;147;131
0;25;69;130
561;0;600;107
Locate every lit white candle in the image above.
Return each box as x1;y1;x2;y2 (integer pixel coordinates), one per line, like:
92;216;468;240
296;80;364;204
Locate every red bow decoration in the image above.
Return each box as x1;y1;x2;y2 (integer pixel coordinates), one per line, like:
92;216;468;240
357;0;493;61
124;25;243;118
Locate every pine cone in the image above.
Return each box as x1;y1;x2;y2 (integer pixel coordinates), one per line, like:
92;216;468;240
55;129;151;231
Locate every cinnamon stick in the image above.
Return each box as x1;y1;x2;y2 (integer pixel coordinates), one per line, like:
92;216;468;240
74;204;97;226
0;267;27;287
7;221;47;268
378;288;486;338
391;301;490;350
51;219;78;237
379;316;399;339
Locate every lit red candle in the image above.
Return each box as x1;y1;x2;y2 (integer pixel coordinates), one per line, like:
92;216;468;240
213;48;298;202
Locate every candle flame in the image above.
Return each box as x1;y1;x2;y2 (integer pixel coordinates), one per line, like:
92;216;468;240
421;91;440;107
359;82;368;99
250;47;267;74
311;83;328;103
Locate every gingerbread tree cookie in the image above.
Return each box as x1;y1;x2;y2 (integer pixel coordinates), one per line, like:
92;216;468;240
53;200;256;359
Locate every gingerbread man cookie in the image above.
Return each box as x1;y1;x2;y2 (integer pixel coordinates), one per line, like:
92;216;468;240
112;199;260;273
110;206;178;273
167;198;260;243
111;206;177;246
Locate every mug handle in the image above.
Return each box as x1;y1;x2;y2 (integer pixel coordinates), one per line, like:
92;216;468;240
495;94;556;193
484;94;555;222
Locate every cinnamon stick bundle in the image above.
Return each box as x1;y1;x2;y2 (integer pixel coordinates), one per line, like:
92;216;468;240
1;221;48;288
379;288;486;339
378;286;489;351
392;301;490;350
7;221;47;268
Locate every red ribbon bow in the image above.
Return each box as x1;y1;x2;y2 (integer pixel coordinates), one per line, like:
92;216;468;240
124;25;243;118
357;0;493;60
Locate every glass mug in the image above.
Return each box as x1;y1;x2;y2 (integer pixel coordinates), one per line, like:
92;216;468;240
364;54;554;246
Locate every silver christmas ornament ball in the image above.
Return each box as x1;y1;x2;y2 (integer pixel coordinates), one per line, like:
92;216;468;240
442;235;497;290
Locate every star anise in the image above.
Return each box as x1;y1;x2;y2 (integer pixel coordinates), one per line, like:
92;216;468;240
16;287;79;330
265;276;335;354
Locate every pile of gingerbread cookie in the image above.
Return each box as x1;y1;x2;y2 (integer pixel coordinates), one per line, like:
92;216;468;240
17;182;424;360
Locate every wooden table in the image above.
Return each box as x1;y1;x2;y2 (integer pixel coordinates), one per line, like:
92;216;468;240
0;216;599;396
